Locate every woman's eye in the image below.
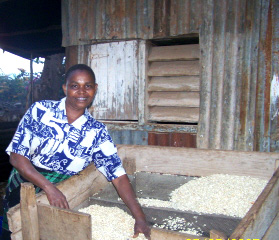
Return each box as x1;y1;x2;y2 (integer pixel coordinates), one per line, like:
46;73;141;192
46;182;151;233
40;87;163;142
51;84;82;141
70;85;78;89
86;85;93;89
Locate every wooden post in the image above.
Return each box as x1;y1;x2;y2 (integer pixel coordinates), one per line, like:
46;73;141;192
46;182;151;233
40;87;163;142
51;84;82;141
20;182;40;240
210;229;227;240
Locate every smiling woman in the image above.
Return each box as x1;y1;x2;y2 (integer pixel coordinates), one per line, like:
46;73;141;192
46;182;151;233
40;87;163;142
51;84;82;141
0;49;44;76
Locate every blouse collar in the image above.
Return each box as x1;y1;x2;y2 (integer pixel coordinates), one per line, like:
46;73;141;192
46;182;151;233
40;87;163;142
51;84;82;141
57;97;92;129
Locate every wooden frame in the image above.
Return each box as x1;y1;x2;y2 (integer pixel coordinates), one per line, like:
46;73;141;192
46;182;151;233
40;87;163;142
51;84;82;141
7;145;279;240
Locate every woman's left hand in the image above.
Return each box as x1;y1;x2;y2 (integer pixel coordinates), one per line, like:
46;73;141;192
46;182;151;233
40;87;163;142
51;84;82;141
133;219;151;239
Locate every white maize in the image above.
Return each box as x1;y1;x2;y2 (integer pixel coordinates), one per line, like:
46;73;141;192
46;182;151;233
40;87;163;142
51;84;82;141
138;174;267;218
79;204;148;240
153;216;203;235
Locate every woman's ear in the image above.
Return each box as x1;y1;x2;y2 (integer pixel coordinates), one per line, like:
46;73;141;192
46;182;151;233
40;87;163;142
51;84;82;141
62;84;67;96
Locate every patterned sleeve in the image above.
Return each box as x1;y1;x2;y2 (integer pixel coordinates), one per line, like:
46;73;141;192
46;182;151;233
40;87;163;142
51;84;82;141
6;103;36;159
92;127;126;181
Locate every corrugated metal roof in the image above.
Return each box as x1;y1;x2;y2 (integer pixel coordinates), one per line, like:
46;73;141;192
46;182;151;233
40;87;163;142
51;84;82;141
61;0;203;47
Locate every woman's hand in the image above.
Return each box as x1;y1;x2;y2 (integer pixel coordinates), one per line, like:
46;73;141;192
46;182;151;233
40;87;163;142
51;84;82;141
133;219;151;239
10;152;69;209
112;174;151;239
44;184;69;209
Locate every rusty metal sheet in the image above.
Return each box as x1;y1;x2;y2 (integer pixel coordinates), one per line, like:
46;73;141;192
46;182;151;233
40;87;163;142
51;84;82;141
148;132;197;148
109;130;148;145
108;130;196;148
270;0;279;152
197;0;278;152
61;0;202;47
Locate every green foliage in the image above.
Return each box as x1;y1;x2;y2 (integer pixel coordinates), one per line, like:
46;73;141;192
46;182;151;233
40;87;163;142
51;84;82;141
0;70;40;103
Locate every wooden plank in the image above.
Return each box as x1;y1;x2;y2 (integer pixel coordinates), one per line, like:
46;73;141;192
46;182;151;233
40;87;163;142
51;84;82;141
7;163;108;234
117;145;279;179
89;40;139;120
151;228;207;240
262;212;279;240
138;40;148;125
148;92;200;107
210;229;227;240
230;167;279;239
148;76;200;92
149;106;199;122
148;61;200;77
11;230;22;240
148;44;200;61
37;203;91;240
20;183;39;240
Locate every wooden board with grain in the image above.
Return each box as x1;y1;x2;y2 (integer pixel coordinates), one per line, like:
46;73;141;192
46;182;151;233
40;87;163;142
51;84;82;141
117;145;279;179
148;44;200;62
20;183;39;240
37;203;91;240
230;167;279;239
148;61;200;77
7;163;108;238
151;228;207;240
149;106;199;123
148;92;200;107
8;145;279;240
148;76;200;92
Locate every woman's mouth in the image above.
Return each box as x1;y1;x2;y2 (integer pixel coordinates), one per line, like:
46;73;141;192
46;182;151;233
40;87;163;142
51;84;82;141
76;97;87;101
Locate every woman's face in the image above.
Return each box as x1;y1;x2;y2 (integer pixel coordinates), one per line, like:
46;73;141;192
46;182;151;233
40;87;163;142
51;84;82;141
63;70;98;112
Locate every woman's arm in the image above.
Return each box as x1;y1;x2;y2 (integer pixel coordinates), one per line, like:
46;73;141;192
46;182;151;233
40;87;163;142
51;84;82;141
10;152;69;209
112;174;151;239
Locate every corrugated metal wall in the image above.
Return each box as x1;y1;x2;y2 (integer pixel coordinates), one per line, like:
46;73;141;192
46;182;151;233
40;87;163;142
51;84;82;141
61;0;202;47
62;0;279;152
109;130;197;148
197;0;279;152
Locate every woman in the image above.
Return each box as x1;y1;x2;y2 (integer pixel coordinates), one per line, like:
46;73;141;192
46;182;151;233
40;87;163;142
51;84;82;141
1;64;150;239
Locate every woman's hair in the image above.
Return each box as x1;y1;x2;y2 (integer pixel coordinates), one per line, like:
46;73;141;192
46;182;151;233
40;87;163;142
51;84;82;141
65;64;96;83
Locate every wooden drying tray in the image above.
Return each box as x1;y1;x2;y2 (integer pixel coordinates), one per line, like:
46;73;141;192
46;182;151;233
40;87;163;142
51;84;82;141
7;145;279;240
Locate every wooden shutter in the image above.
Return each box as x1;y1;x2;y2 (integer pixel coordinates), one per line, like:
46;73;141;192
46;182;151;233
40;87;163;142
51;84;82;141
89;41;139;120
147;44;200;123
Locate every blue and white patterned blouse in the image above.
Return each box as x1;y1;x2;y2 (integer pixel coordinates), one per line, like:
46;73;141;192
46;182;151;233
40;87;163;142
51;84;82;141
6;98;126;181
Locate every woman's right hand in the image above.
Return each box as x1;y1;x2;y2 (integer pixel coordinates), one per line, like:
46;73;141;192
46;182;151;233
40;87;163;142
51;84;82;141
9;153;70;209
44;184;69;209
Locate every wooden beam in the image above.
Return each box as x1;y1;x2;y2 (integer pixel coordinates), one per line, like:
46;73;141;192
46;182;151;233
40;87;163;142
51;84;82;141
20;183;39;240
230;167;279;239
148;92;200;107
149;106;199;122
148;44;200;62
262;212;279;240
148;76;200;92
117;145;279;179
0;25;61;37
148;61;200;77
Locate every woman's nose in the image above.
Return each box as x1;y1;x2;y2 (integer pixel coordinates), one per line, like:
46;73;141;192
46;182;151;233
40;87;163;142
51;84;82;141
78;86;86;93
